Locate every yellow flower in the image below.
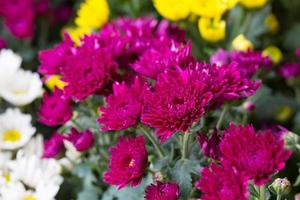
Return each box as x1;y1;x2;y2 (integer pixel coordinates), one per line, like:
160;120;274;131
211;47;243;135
153;0;192;21
75;0;110;29
263;46;283;64
198;17;226;42
45;75;67;91
226;0;240;9
192;0;228;18
276;106;293;123
232;34;253;51
240;0;268;8
265;13;279;34
64;26;92;45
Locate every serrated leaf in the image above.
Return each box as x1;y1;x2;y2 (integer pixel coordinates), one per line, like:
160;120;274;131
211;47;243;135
171;159;201;199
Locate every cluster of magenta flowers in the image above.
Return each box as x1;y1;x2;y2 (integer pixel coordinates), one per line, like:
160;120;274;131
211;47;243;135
0;0;72;39
36;16;293;199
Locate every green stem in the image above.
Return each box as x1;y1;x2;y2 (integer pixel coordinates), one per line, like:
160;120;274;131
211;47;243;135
259;185;265;200
294;87;300;104
276;194;281;200
140;126;165;159
216;104;229;130
182;130;191;160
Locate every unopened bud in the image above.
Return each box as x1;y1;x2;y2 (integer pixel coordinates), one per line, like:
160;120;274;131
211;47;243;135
283;131;300;150
269;178;291;196
242;101;256;112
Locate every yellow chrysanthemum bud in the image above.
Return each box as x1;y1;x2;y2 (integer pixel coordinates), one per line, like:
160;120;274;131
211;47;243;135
276;106;293;123
153;0;192;21
75;0;110;29
192;0;228;18
240;0;268;8
232;34;253;51
198;17;226;42
64;27;92;45
263;46;283;64
265;13;279;34
45;75;67;91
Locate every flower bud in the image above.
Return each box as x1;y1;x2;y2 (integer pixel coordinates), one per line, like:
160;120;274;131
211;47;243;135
269;178;291;196
43;133;64;158
283;130;300;150
65;128;94;152
242;101;256;112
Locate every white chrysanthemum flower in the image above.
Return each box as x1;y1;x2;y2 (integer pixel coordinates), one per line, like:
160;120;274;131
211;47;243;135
1;181;59;200
0;69;43;106
8;152;63;189
0;49;21;88
0;108;35;150
0;151;12;169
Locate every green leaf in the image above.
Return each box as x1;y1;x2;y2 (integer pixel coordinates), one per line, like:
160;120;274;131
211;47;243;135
102;176;152;200
171;159;201;199
283;23;300;50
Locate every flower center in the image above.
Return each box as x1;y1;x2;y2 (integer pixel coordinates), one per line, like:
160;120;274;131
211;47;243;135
23;195;37;200
3;171;10;183
13;89;28;95
3;129;21;142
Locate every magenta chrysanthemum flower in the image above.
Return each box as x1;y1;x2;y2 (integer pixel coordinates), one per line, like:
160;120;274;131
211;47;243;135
197;129;221;160
145;181;180;200
65;128;94;152
278;63;300;79
131;42;194;79
210;49;272;78
60;35;118;100
196;163;249;200
0;0;35;39
220;123;292;185
198;62;261;106
230;50;273;78
38;34;74;75
104;136;148;189
141;68;213;142
38;88;73;126
43;133;64;158
98;77;149;131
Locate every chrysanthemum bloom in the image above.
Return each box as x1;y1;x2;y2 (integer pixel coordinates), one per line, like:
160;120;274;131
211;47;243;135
145;181;180;200
38;34;74;75
43;133;64;158
230;50;273;77
196;163;249;200
38;88;73;126
209;48;230;66
65;128;94;152
220;123;292;185
153;0;192;21
104;136;148;189
60;35;118;100
278;63;300;79
198;17;226;43
98;77;149;131
142;68;213;142
0;0;35;39
197;129;221;160
132;42;194;79
198;62;261;106
240;0;268;8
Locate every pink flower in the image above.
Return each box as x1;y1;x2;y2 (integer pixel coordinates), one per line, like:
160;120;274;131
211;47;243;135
196;163;249;200
98;77;149;131
141;68;212;142
197;129;221;160
0;0;35;39
65;128;94;152
220;123;292;185
60;35;118;100
145;181;180;200
43;133;64;158
38;34;74;75
38;88;73;126
132;42;194;79
104;136;148;189
198;62;261;107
